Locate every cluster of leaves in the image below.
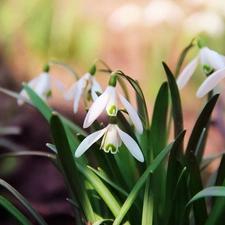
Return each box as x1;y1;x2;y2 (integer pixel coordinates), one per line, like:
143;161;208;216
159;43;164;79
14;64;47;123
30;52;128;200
1;40;225;225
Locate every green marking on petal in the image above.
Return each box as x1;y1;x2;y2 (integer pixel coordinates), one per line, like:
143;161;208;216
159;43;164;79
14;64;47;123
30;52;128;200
203;64;214;76
108;105;117;115
46;90;52;98
105;144;117;154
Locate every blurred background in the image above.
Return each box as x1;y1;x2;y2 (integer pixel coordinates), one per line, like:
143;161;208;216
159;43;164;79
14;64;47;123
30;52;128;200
1;0;225;223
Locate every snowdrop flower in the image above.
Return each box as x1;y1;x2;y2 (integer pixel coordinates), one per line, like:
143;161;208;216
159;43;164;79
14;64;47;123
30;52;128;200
18;72;65;105
64;65;102;113
196;67;225;97
83;74;143;134
177;43;225;90
75;119;144;162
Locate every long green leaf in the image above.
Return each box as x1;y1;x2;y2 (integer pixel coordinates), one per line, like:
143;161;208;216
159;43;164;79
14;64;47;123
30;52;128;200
116;71;149;129
165;131;186;225
162;62;183;147
151;81;169;158
0;179;47;225
50;112;95;223
76;162;122;218
141;173;153;225
0;195;32;225
182;187;225;225
185;94;219;160
174;38;195;78
185;152;208;225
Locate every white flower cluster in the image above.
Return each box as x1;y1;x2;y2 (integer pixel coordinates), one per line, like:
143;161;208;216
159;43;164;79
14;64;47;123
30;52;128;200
18;68;144;162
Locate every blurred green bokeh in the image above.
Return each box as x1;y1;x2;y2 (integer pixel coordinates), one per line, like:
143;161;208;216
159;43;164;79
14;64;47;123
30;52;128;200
0;0;103;63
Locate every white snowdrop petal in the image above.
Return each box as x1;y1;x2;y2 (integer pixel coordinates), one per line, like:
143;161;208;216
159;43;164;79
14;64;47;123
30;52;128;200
64;82;78;101
201;47;225;70
34;72;51;97
75;127;107;157
177;55;199;89
196;68;225;98
52;78;66;93
106;87;118;116
91;78;102;101
17;89;28;105
118;93;143;134
83;87;111;128
17;76;39;105
101;124;119;153
116;126;144;162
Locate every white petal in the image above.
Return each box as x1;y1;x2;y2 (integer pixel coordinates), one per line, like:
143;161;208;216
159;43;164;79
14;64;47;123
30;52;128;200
52;78;66;93
106;87;118;116
116;126;144;162
196;68;225;98
17;77;39;105
83;87;111;128
73;79;87;113
64;82;78;100
177;55;199;89
118;92;143;134
34;72;51;99
75;127;107;157
201;47;225;70
101;124;120;153
17;89;28;105
91;78;102;101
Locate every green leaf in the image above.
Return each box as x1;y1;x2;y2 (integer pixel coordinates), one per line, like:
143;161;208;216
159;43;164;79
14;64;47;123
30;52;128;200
88;166;129;197
174;38;196;78
162;62;183;145
185;152;208;225
205;186;225;225
116;71;149;129
151;81;169;157
0;179;47;225
0;151;56;159
215;155;225;186
0;86;32;105
185;94;219;161
50;112;95;223
187;186;225;205
165;131;186;225
182;187;225;225
141;173;153;225
76;162;122;217
113;132;185;225
93;219;114;225
0;195;32;225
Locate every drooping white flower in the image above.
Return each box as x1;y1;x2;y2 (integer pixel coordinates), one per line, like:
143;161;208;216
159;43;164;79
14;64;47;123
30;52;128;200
196;67;225;98
75;123;144;162
64;72;102;113
83;75;143;134
177;46;225;90
18;72;65;105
